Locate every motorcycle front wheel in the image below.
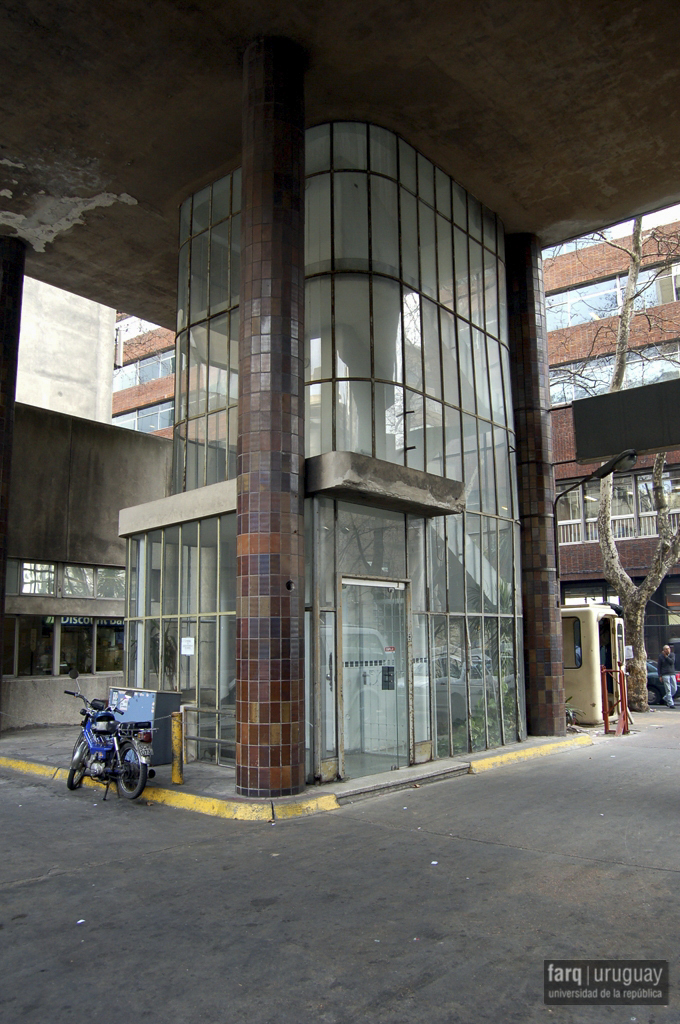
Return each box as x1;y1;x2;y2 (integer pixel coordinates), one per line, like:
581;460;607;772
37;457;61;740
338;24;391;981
67;735;89;790
117;741;148;800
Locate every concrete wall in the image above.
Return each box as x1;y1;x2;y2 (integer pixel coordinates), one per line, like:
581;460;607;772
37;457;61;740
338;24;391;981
0;673;118;731
17;278;116;424
8;403;173;565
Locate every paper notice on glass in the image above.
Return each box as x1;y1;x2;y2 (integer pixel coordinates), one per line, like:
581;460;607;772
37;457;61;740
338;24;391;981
624;645;634;660
181;637;195;656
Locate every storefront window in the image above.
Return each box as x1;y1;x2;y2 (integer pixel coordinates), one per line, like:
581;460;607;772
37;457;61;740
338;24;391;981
60;618;94;674
17;616;54;676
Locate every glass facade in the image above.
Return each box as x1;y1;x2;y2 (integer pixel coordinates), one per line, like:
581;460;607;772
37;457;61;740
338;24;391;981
126;122;524;776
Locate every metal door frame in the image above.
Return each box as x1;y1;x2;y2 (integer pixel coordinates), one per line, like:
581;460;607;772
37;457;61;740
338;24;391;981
337;575;413;778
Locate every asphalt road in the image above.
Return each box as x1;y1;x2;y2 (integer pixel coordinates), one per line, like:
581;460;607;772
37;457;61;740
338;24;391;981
2;714;680;1024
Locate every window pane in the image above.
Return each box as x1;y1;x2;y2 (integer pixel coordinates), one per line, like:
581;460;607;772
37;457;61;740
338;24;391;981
63;566;94;597
405;389;424;471
162;620;179;691
468;195;482;240
208;313;228;411
95;620;124;672
449;616;467;754
335;275;370;378
17;616;53;675
500;617;517;739
177;243;189;333
336;502;405;578
422;298;441;398
334;173;369;270
206;411;227;486
437;215;454;310
400;189;419;289
305;382;332;457
468;616;485;751
374;383;404;465
445;406;462;482
336;380;372;455
306;123;331;174
494;427;512;518
60;620;93;676
181;522;199;615
417;153;434;206
428;517;447;612
458;319;475;413
432;614;449;757
192;186;210;234
369;125;397;178
6;559;19;595
452;183;467;229
447;514;464;612
179;618;197;703
198;617;217;707
21;562;54;595
190;232;209;323
454;227;469;320
163;526;180;615
398;138;417;192
229;309;239;404
499;519;513;614
189;325;208;417
212;173;231;223
407;516;426;612
185;417;206;491
413;613;430;742
179;197;191;245
402;289;422;390
463;414;480;511
419;202;437;299
199;519;218;613
484;618;501;747
229;213;240;308
370;176;399;277
209;220;231;315
373;277;402;383
305;276;332;381
483;517;498;612
479;419;496;514
469;238;484;328
425;398;444;477
305;174;332;273
472;329;490;419
435;168;452;219
333;122;367;169
145;531;162;617
484;248;498;337
440;309;459;407
487;337;505;425
219;514;237;613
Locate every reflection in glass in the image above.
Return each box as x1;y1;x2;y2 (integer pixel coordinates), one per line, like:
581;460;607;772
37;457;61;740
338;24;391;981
199;518;218;613
335;276;371;378
466;514;482;613
472;329;491;419
500;618;517;740
305;276;332;381
336;380;372;455
373;277;402;383
485;618;501;747
375;383;404;465
454;228;469;320
370;177;399;276
445;406;462;482
447;514;464;613
498;519;513;614
483;517;498;613
306;123;331;174
419;202;437;299
449;616;467;754
209;221;230;314
422;299;441;398
440;310;459;407
163;526;180;615
413;613;430;742
407;517;426;612
305;174;331;272
320;611;336;757
437;215;454;310
336;502;405;578
426;398;444;477
190;233;209;323
400;189;419;289
463;414;480;511
468;616;486;751
334;173;369;270
432;615;449;757
405;389;424;471
428;517;447;612
181;522;198;615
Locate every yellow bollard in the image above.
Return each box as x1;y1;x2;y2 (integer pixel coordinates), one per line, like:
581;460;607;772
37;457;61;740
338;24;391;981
171;711;184;785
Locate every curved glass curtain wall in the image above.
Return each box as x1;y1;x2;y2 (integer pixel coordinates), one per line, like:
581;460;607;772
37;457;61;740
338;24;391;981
166;122;524;757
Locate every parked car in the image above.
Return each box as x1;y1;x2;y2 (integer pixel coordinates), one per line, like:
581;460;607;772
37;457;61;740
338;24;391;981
646;660;680;705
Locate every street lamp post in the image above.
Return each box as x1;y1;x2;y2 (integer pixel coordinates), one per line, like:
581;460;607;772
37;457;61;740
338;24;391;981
553;449;638;606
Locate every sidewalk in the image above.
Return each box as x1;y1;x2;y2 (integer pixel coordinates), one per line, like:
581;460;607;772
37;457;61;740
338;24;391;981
0;710;620;821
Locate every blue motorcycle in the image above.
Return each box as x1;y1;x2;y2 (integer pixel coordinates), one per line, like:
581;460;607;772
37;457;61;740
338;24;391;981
64;673;155;800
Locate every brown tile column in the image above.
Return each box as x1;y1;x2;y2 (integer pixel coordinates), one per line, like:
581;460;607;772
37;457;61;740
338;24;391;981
506;234;565;736
236;38;306;797
0;238;25;669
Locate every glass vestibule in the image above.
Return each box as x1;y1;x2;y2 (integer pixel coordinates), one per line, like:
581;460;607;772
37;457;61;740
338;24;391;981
308;497;524;783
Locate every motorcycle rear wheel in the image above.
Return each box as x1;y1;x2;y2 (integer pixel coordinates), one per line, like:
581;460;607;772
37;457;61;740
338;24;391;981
67;735;89;790
117;741;148;800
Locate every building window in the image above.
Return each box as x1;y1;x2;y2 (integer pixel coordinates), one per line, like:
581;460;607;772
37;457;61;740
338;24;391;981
557;468;680;545
113;400;174;433
549;342;680;406
113;350;175;392
20;562;55;595
3;615;124;676
546;262;680;333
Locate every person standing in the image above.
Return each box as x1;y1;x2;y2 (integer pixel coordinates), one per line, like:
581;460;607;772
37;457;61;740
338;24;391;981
657;645;677;708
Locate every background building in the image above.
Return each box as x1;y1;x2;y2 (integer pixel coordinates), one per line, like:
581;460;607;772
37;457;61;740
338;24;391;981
546;207;680;659
112;315;175;437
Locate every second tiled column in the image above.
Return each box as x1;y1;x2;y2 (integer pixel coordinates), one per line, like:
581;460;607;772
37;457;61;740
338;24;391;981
236;38;306;797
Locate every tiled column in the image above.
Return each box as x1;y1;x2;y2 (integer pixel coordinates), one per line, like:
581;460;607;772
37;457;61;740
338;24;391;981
236;38;306;797
0;238;25;662
506;234;565;737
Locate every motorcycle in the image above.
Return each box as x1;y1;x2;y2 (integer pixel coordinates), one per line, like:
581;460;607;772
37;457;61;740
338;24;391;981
64;672;155;800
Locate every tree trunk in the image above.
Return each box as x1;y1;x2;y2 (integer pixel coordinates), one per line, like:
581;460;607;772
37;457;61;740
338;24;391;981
623;601;648;711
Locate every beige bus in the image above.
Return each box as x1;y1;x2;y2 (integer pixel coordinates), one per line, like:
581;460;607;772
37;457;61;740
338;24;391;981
561;603;626;726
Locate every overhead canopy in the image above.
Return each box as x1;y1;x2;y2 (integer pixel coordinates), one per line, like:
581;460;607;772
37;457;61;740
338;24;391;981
2;0;680;326
573;379;680;463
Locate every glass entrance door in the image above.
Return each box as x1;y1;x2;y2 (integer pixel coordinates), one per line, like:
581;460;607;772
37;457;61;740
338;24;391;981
340;579;408;779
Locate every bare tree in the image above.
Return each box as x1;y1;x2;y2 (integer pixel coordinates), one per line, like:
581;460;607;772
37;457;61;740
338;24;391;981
563;215;680;710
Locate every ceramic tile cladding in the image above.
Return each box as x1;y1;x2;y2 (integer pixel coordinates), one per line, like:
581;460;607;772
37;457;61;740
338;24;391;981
506;234;565;736
0;238;25;637
236;39;307;796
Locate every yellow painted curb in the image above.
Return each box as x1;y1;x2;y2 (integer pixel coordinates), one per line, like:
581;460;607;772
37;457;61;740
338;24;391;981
468;734;593;773
273;793;340;819
143;786;272;821
0;754;272;821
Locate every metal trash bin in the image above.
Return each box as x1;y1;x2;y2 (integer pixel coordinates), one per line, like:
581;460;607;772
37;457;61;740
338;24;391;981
108;687;181;766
